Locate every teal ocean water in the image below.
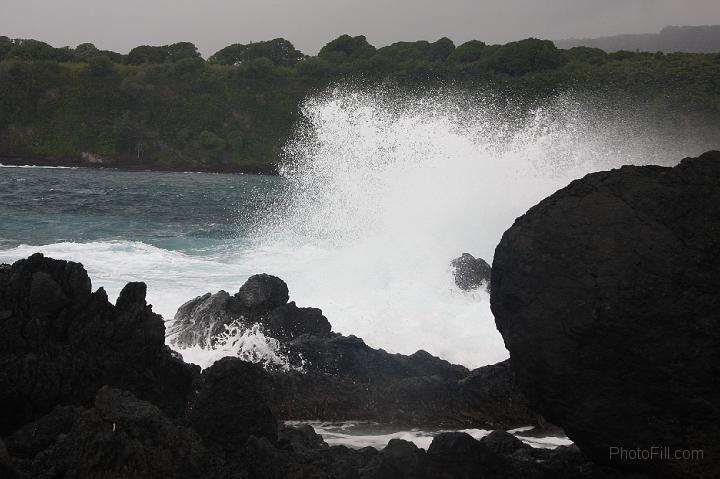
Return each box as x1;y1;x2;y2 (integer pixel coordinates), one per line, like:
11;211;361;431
0;165;282;253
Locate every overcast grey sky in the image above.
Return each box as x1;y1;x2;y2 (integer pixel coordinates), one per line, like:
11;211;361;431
2;0;719;56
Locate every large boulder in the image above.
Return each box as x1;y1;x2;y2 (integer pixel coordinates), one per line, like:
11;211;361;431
237;273;289;311
0;253;198;435
491;152;720;477
358;439;425;478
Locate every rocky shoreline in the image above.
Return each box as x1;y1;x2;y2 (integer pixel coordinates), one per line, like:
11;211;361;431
0;253;592;479
1;151;718;478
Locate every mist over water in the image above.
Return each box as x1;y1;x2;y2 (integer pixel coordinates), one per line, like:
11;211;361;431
0;86;706;368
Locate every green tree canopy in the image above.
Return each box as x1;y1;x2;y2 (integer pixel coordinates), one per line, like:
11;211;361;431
127;42;200;65
5;39;73;62
209;38;303;66
483;38;566;75
318;35;376;62
376;38;455;63
167;42;201;62
448;40;487;63
127;45;167;64
74;43;99;60
208;44;245;65
87;55;115;76
0;36;13;60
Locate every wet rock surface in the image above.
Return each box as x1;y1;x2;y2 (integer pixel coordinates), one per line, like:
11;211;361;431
492;152;720;478
167;273;332;348
188;357;278;451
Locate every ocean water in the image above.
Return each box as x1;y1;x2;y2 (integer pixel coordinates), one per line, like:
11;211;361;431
0;87;707;369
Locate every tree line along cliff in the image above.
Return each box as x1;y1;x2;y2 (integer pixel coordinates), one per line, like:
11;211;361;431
1;35;719;173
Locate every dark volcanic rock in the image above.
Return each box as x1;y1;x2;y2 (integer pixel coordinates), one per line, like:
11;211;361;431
0;257;638;479
491;152;720;478
243;428;619;479
266;302;332;342
480;430;531;455
0;437;20;479
459;359;535;429
266;335;471;426
5;405;83;458
166;291;237;347
422;431;608;479
268;338;536;429
244;434;376;479
30;387;207;479
359;439;425;478
237;273;289;311
168;274;332;348
0;253;198;435
278;423;328;452
188;357;278;450
451;253;492;291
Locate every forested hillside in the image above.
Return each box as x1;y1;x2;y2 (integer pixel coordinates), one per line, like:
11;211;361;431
1;35;719;172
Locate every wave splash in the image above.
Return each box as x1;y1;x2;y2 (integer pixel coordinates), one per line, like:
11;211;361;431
177;321;303;371
249;86;687;367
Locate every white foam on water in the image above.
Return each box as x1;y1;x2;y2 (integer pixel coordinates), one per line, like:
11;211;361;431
0;241;241;317
0;164;78;169
285;421;573;450
177;321;302;371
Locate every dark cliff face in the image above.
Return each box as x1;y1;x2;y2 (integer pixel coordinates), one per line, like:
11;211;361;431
491;151;720;478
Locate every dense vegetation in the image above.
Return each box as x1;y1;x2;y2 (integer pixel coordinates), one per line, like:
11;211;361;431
1;35;719;172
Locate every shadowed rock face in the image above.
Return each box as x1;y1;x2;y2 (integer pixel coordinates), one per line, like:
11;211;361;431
7;387;208;479
0;253;199;435
491;151;720;478
188;357;278;452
